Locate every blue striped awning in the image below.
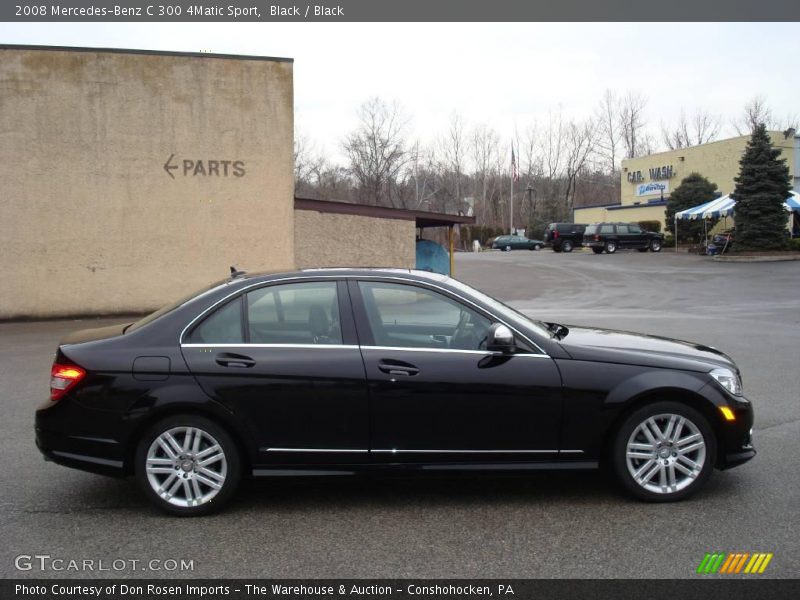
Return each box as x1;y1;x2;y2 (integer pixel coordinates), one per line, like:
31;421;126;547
675;192;800;220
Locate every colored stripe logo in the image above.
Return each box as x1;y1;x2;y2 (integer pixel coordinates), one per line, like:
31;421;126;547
697;552;773;574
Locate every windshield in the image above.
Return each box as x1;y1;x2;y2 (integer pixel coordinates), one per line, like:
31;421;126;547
126;279;230;333
446;278;552;340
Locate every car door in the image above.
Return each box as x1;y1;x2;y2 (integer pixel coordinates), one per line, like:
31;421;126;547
349;278;563;463
626;223;647;248
615;224;632;248
180;279;369;465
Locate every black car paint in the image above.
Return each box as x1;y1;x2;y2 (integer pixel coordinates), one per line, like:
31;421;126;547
583;223;664;250
36;269;754;480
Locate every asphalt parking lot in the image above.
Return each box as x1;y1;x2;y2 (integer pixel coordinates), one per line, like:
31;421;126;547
2;249;799;579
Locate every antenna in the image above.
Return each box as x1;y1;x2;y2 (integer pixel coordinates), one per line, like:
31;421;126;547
230;266;246;278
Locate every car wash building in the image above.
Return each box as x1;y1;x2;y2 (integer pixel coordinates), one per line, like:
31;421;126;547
573;130;800;230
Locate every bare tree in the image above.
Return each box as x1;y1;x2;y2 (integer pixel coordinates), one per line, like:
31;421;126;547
470;124;501;223
342;97;411;206
662;108;721;149
563;118;598;212
437;112;467;210
733;96;773;135
595;90;622;174
620;92;648;159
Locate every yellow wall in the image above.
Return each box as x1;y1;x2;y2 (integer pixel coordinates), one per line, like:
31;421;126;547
0;47;295;318
621;131;798;207
573;205;667;230
294;210;416;269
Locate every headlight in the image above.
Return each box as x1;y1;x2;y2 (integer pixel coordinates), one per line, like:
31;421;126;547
710;367;743;396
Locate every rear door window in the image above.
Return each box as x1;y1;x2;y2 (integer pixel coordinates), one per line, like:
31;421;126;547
600;224;615;234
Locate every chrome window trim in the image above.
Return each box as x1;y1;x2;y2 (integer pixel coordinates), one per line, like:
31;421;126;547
182;343;360;350
178;273;549;356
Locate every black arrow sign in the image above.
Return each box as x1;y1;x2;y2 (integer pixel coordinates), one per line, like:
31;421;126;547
163;153;178;179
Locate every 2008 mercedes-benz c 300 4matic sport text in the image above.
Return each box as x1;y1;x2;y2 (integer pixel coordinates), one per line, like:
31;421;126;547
36;268;754;515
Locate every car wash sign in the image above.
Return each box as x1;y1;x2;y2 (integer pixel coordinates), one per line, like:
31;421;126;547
163;154;246;179
635;181;669;197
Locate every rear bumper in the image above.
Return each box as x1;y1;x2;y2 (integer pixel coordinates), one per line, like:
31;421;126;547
35;398;128;477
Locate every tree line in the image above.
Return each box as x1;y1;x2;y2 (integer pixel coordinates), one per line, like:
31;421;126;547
295;93;797;235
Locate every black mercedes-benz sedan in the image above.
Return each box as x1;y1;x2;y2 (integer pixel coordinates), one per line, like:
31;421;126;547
36;268;754;515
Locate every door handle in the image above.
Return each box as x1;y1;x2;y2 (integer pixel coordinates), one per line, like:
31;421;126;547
378;360;419;376
215;352;256;368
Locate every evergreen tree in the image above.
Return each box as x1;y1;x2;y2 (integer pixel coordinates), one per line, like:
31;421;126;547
733;124;791;250
666;173;719;243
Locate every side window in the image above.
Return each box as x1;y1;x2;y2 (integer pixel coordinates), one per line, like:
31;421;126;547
358;281;492;351
628;224;643;234
600;224;615;234
187;298;243;344
617;224;630;234
247;282;342;345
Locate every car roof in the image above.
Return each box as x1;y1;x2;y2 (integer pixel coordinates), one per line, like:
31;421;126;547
229;267;451;286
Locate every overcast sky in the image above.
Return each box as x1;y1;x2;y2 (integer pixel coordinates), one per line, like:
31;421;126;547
1;22;797;161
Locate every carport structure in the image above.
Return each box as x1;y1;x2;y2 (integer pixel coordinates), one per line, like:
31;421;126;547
294;197;475;275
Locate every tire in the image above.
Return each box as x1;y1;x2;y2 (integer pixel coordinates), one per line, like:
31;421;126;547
552;245;563;253
534;244;542;251
612;401;716;502
562;240;574;253
591;247;603;254
604;241;617;254
504;245;511;252
650;239;663;252
135;414;242;516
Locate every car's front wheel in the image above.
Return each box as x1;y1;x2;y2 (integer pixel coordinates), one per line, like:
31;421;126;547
135;415;241;516
612;401;716;502
504;245;511;252
650;239;663;252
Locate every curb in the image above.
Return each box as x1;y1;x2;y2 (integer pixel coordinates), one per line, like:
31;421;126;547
713;255;800;263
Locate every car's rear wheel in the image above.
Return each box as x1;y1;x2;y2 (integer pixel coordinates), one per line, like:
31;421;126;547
650;239;663;252
504;245;511;252
612;401;716;502
562;240;574;253
591;247;603;254
604;241;617;254
135;415;241;516
533;244;542;251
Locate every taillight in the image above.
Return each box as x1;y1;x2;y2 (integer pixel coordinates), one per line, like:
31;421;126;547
595;234;600;241
50;363;86;401
553;230;559;239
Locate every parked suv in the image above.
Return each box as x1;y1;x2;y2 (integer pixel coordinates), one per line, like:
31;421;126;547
544;223;587;253
583;222;664;254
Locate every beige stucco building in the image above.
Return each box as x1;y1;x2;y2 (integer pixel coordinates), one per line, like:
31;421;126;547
574;131;800;230
1;45;295;319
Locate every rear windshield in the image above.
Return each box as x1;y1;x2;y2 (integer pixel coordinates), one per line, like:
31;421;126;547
584;225;597;235
126;279;229;333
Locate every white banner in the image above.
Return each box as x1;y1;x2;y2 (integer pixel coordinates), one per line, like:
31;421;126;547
635;181;669;197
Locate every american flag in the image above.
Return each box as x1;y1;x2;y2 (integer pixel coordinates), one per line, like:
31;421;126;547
511;146;519;182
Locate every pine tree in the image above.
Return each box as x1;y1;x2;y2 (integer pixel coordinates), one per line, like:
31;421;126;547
733;124;791;250
667;173;719;243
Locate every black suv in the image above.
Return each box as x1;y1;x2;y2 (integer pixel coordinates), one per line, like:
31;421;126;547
583;222;664;254
544;223;587;253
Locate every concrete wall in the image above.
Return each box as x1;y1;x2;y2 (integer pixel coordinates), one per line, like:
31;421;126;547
0;47;294;318
294;209;416;269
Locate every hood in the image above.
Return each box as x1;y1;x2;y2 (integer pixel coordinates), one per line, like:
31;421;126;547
59;323;130;346
557;325;736;372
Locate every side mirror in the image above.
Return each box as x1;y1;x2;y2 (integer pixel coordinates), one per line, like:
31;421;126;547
487;323;515;353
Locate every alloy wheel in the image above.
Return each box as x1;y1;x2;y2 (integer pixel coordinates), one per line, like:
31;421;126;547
625;413;706;495
145;426;228;508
